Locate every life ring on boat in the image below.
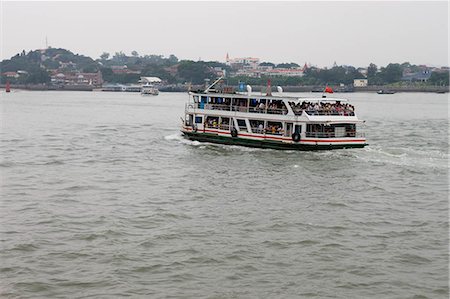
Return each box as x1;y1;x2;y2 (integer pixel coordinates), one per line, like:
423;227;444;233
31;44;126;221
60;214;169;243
231;128;238;138
292;133;301;142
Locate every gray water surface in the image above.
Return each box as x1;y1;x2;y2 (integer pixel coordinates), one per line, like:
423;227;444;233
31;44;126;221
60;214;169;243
1;91;448;298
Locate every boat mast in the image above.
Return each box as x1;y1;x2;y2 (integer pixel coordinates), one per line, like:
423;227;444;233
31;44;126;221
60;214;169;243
204;77;224;92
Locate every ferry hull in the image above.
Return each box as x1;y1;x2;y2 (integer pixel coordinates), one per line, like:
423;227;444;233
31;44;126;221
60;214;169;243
182;131;367;151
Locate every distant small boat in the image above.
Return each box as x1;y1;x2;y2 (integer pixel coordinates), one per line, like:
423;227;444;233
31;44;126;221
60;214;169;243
139;77;161;96
141;85;159;96
377;89;395;94
5;81;11;93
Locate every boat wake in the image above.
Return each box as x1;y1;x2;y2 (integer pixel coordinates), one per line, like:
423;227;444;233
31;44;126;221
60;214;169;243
164;132;277;152
164;133;184;142
353;145;447;171
164;133;203;146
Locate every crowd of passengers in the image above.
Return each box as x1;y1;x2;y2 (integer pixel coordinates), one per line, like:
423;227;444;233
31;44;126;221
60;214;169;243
198;96;355;116
250;100;286;113
250;121;283;134
204;118;283;135
199;97;287;114
289;101;355;116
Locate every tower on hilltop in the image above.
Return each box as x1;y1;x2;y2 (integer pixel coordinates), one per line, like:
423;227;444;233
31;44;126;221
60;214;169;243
302;62;308;72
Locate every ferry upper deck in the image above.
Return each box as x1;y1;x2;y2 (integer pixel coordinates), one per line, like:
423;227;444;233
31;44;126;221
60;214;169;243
187;90;362;124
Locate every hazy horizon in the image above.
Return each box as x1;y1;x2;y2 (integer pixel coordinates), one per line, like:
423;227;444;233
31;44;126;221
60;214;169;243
1;1;448;68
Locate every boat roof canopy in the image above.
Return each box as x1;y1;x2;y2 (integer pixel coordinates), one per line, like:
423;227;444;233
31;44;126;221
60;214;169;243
190;91;349;103
192;77;349;103
140;76;162;83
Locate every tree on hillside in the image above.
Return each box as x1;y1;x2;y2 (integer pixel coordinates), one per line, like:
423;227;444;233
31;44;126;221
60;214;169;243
367;63;377;77
276;63;300;68
177;61;215;84
429;72;449;86
259;62;275;67
131;51;139;57
100;52;110;60
100;67;114;82
379;63;403;84
42;59;60;70
113;51;127;63
25;67;50;84
168;54;178;65
82;64;99;73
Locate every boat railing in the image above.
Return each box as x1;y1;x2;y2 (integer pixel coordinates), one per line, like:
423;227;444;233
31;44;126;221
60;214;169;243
231;106;250;112
248;107;288;115
204;124;231;130
305;132;365;138
250;127;284;135
190;103;288;115
304;110;355;116
293;109;355;116
205;104;230;111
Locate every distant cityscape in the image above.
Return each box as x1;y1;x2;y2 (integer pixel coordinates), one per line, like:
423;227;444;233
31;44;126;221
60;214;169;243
1;48;448;91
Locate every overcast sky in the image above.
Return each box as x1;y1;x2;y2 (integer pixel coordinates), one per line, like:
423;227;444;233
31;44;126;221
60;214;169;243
1;1;448;67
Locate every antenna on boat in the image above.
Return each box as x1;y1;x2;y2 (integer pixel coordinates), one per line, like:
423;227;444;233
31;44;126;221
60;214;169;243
266;79;272;96
204;77;224;92
204;78;211;90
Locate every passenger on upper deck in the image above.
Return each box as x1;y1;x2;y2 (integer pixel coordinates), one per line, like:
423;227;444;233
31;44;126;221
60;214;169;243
196;95;288;115
289;100;355;116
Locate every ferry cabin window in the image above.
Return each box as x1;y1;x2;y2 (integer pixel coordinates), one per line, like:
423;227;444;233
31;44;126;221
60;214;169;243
199;96;207;109
306;124;356;138
237;119;247;132
266;121;283;135
220;117;230;124
329;124;356;137
286;123;293;136
185;114;193;126
346;124;356;137
307;124;326;137
193;96;199;103
220;117;230;130
249;119;265;133
205;116;219;128
195;116;203;124
335;126;346;137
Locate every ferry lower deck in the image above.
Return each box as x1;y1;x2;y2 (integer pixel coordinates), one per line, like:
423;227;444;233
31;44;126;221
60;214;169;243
181;125;367;151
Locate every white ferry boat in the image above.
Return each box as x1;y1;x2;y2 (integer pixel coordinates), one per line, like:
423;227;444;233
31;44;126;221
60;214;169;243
139;76;161;96
181;78;367;150
141;84;159;95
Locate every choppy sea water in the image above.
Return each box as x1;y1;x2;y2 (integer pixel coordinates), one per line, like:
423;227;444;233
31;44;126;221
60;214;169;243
0;90;448;298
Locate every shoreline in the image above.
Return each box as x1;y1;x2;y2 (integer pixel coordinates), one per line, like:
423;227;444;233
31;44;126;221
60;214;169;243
1;84;448;93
